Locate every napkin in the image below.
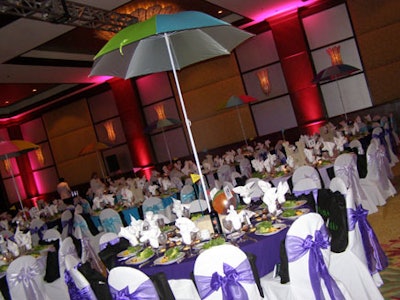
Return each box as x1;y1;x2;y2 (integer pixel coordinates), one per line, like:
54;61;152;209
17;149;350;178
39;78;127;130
258;181;277;214
104;195;115;206
303;148;315;164
251;159;265;173
286;156;295;169
172;198;190;218
175;217;198;245
232;181;255;205
14;227;32;250
92;197;102;210
148;185;159;196
118;227;139;246
334;135;348;152
225;205;242;231
139;226;161;248
7;239;19;257
276;181;290;204
322;141;336;157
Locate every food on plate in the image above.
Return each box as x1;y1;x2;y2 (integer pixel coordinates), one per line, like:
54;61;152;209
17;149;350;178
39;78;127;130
256;221;278;234
126;247;154;264
118;245;141;257
202;237;225;250
281;209;304;217
282;200;303;208
159;247;180;263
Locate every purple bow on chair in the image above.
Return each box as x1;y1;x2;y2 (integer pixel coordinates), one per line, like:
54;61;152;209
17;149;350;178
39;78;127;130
286;226;345;300
195;259;255;300
335;163;366;204
30;224;48;240
372;132;391;163
8;262;45;300
62;218;74;236
64;269;97;300
99;237;120;251
109;279;159;300
347;205;388;274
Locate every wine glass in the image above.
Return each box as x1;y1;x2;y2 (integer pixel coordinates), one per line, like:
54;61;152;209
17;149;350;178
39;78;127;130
222;219;233;235
158;232;168;254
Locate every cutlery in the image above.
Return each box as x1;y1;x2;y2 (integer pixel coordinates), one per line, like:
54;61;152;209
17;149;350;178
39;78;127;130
176;253;187;264
139;260;152;268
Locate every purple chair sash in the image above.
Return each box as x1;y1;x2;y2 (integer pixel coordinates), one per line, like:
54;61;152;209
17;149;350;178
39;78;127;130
62;218;74;236
64;269;97;300
286;225;345;300
195;259;255;300
99;237;120;251
8;261;45;300
109;279;159;300
372;132;391;163
347;205;388;274
335;163;366;203
30;223;48;240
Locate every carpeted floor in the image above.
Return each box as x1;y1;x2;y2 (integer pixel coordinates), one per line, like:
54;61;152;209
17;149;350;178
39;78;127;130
368;163;400;299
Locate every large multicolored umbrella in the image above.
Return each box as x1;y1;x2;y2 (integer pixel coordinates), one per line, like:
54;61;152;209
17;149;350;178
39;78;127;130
0;140;39;210
312;64;360;120
90;11;254;211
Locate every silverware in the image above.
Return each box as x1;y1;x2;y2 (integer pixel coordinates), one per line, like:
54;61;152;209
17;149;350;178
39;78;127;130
138;260;152;268
176;253;187;264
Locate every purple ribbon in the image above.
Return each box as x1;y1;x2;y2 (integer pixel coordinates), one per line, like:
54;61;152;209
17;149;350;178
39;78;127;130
347;205;388;274
64;269;97;300
62;218;74;236
335;162;366;204
372;132;391;163
8;261;45;300
195;259;255;300
109;279;159;300
286;225;345;300
30;223;48;240
99;237;120;251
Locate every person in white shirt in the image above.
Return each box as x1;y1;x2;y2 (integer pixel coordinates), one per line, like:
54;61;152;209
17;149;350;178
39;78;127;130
90;172;105;196
57;177;73;204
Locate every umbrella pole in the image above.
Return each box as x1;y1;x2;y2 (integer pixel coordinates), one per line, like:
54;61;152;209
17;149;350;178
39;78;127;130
236;105;248;146
96;151;106;180
5;154;25;213
164;33;211;212
161;127;173;165
335;78;348;121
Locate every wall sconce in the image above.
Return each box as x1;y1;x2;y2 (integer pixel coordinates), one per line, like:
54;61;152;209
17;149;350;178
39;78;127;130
35;147;45;166
256;69;271;96
3;159;11;174
104;120;117;143
326;45;343;66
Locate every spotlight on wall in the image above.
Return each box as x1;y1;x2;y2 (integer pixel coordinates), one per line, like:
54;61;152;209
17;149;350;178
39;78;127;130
256;68;271;96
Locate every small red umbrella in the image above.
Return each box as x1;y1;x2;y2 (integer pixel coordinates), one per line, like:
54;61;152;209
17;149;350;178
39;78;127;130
0;140;39;210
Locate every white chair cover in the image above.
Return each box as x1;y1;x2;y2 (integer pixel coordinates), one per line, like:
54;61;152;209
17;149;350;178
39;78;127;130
7;255;48;300
194;244;262;300
372;126;399;166
180;184;196;204
334;153;378;214
99;208;124;234
98;232;119;251
108;266;160;299
189;199;209;213
364;141;396;201
29;218;47;246
292;165;322;189
59;236;80;276
329;177;347;196
42;228;61;242
348;139;364;155
262;213;351;300
292;178;319;210
61;209;74;240
168;279;201;300
64;255;97;300
329;186;385;298
73;214;105;254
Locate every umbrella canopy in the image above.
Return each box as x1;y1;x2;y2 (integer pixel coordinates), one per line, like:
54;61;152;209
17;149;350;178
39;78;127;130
225;95;257;109
90;11;254;211
312;64;360;83
0;140;39;160
145;118;181;133
90;11;253;79
79;142;109;156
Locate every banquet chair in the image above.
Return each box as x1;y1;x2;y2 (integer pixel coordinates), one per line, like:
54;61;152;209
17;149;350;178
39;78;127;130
362;140;396;202
108;267;161;299
29;218;47;246
334;153;378;214
142;196;168;219
292;178;318;212
43;228;61;242
180;184;196;204
64;254;97;300
372;126;399;166
348;139;364;155
331;178;387;288
73;214;105;254
194;244;263;300
292;165;322;189
99;208;124;234
217;164;233;185
59;236;80;276
6;255;49;300
61;209;74;240
261;213;351;300
98;232;119;252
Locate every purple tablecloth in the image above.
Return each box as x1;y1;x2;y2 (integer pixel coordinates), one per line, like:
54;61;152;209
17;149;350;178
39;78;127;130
132;227;288;280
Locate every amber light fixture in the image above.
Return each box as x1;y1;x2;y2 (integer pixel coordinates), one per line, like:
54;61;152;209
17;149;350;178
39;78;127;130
3;158;11;173
104;120;117;143
35;147;45;166
256;68;271;96
326;46;343;66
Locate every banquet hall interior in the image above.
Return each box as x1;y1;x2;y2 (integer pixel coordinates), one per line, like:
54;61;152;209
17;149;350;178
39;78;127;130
0;0;399;299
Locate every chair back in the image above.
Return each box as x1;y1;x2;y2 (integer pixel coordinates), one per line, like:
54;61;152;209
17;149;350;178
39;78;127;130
73;214;93;239
61;209;74;240
217;165;233;184
329;177;347;195
108;267;160;299
292;165;322;189
180;184;196;204
98;232;119;251
142;197;165;215
43;228;61;242
285;213;350;300
59;237;80;275
7;255;47;300
99;208;123;234
29;218;47;246
193;244;262;299
189;199;209;214
349;139;364;155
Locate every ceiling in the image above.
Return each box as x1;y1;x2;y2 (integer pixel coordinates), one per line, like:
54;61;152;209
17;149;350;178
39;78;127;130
0;0;322;119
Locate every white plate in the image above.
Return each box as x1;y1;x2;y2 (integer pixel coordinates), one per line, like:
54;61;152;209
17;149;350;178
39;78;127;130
153;252;185;265
226;231;244;240
281;200;307;210
255;223;287;236
117;246;142;258
125;252;155;265
280;208;310;220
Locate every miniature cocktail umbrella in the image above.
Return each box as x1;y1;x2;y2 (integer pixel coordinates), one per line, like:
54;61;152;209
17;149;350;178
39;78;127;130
90;11;254;211
0;140;39;211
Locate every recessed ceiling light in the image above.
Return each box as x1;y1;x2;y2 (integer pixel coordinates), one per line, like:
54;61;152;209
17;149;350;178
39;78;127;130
32;88;37;92
5;101;9;104
218;10;223;14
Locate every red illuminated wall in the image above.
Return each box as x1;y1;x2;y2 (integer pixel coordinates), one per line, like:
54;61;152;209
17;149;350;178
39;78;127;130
108;78;154;173
268;11;325;133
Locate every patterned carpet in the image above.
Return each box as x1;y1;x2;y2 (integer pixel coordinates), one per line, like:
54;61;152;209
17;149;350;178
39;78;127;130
380;237;400;299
